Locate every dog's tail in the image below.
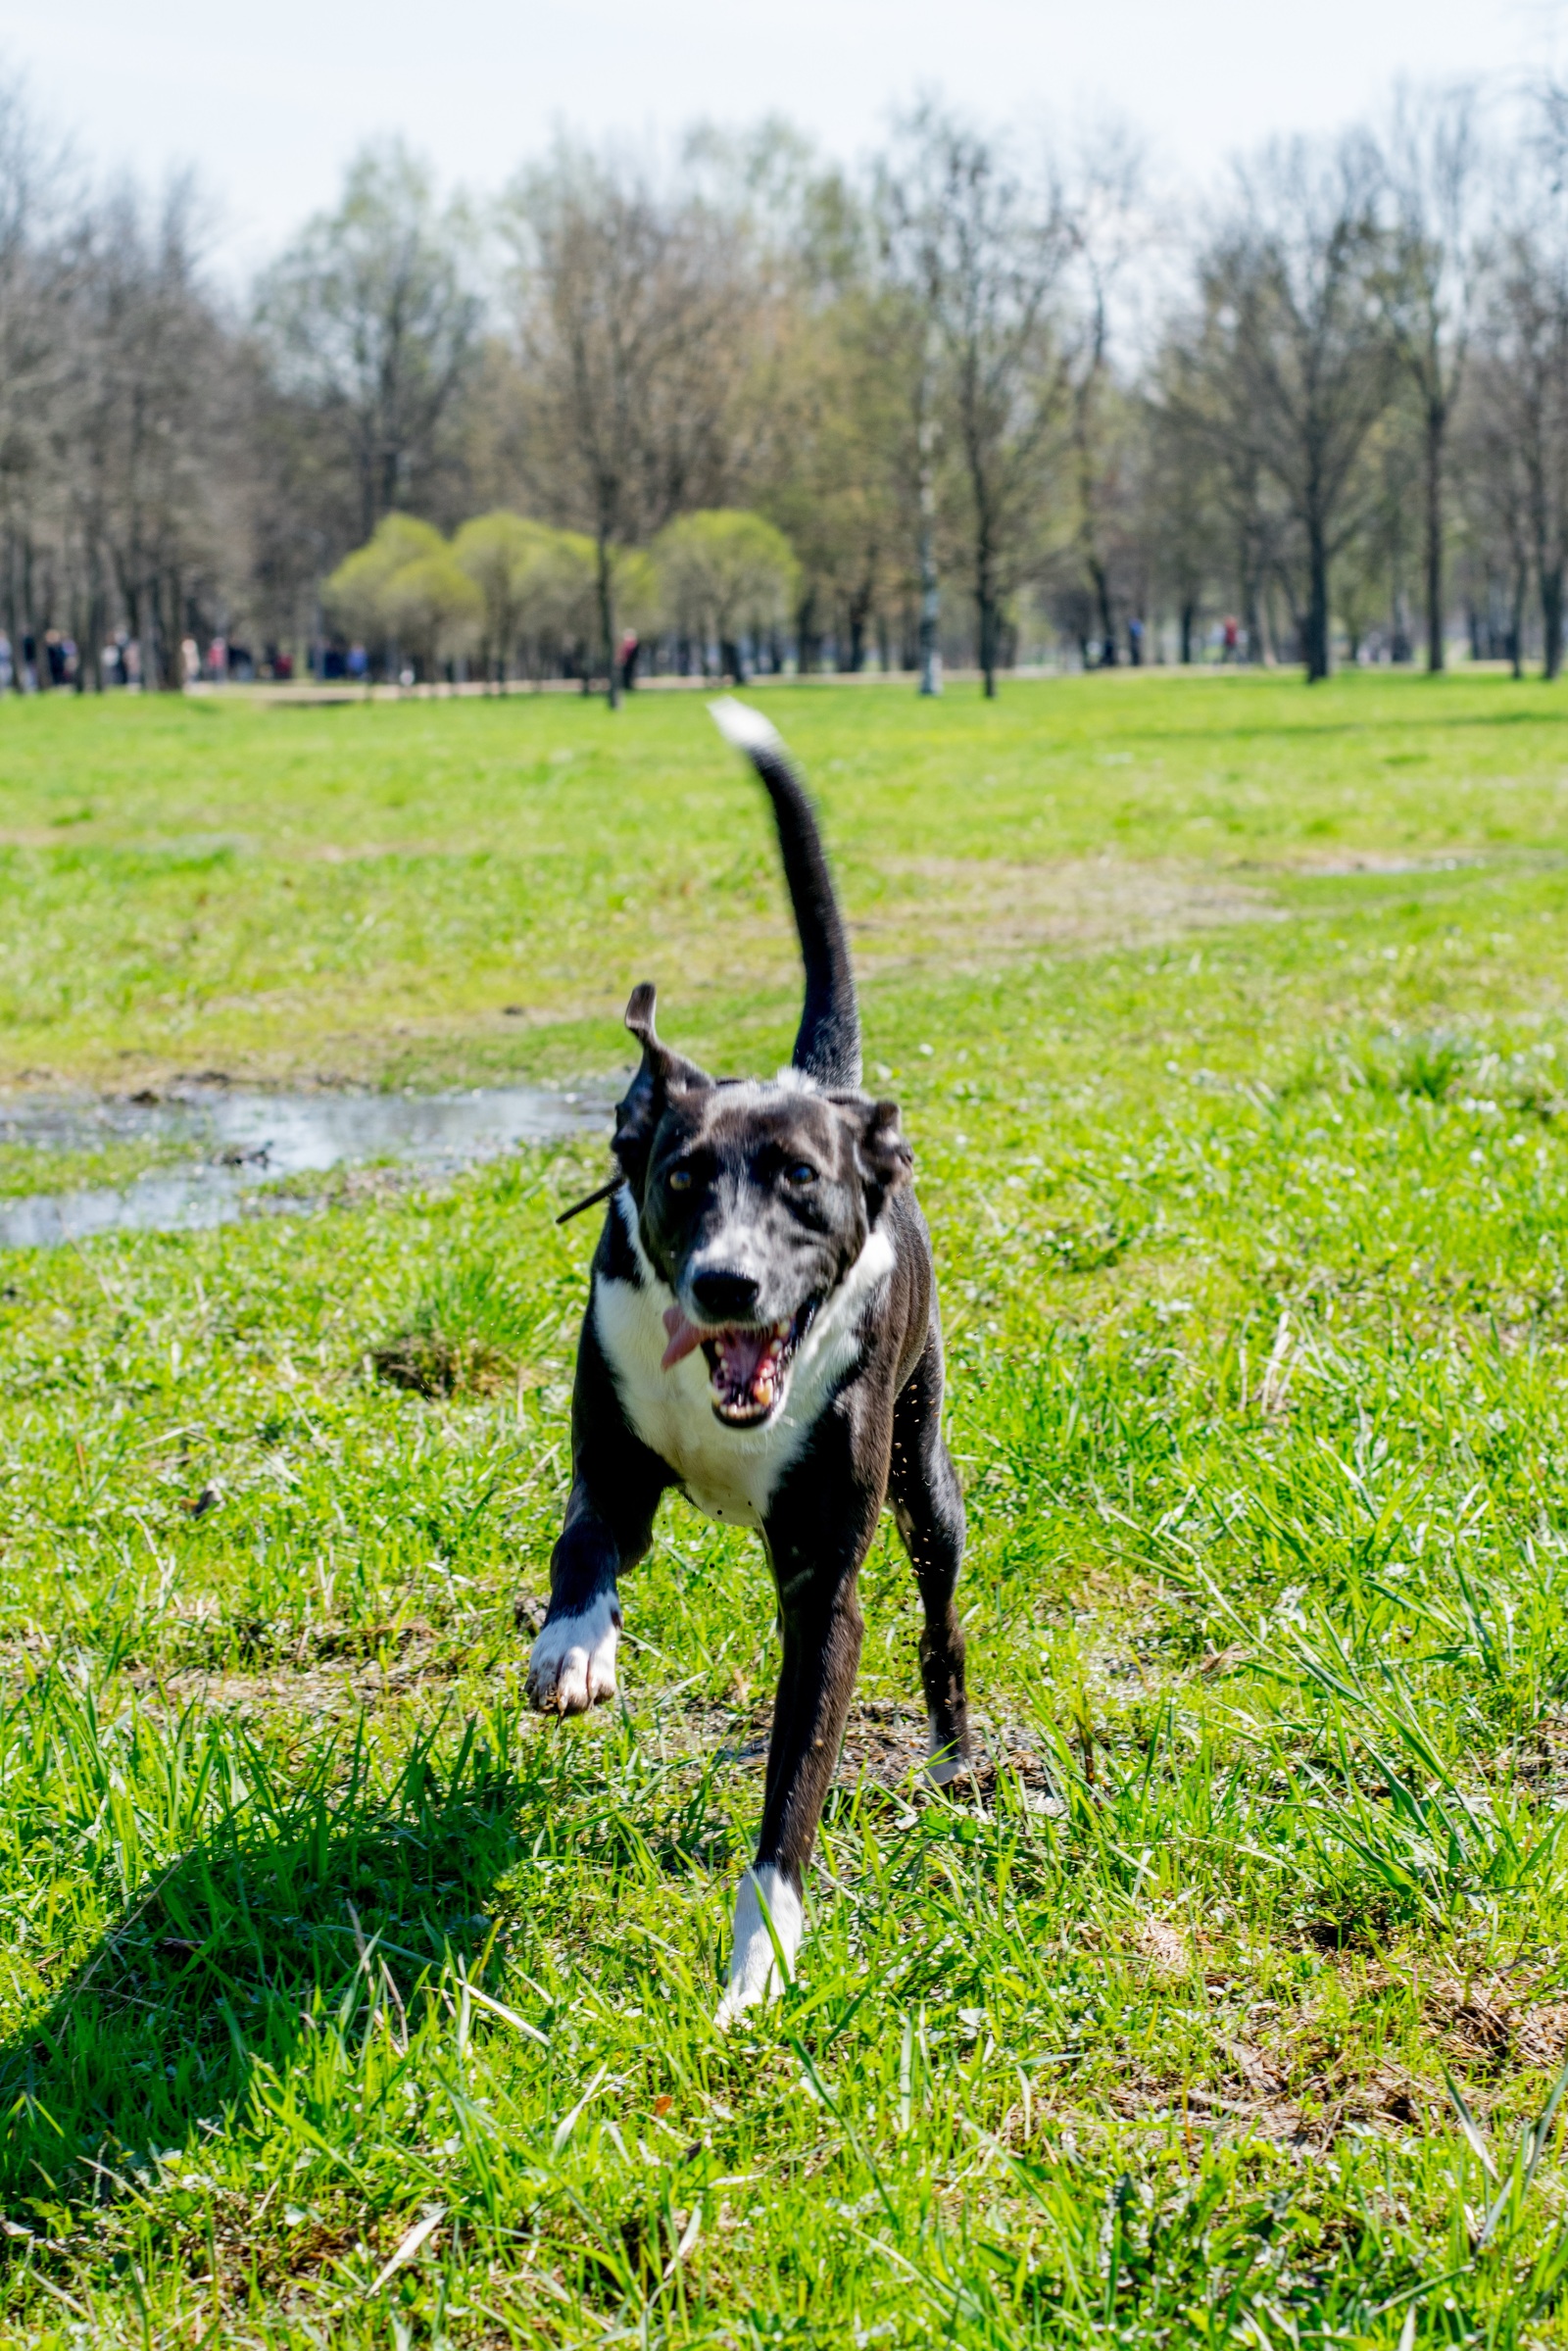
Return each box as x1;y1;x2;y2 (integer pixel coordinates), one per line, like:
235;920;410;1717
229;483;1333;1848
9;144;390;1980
709;697;860;1089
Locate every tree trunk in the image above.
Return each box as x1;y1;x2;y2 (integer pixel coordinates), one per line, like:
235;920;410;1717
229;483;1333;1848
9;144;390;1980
1179;601;1196;665
796;592;818;678
917;378;941;698
4;533;20;694
25;539;47;693
1424;402;1446;674
1305;519;1330;683
1510;562;1528;680
596;530;618;710
141;580;164;692
978;592;998;698
975;498;999;699
847;581;872;673
1544;564;1564;683
161;568;185;691
1093;561;1116;666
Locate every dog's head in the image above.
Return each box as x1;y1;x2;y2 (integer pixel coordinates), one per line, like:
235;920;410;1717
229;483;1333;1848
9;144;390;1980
612;982;909;1428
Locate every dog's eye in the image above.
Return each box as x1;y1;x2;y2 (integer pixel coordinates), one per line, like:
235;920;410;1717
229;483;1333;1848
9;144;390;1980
667;1167;693;1193
785;1161;817;1187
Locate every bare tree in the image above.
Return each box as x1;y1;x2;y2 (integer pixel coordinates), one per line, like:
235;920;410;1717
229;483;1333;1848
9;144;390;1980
1151;283;1286;664
70;178;234;690
1374;85;1485;671
256;143;481;548
1061;122;1147;665
503;147;752;708
1200;136;1394;680
883;109;1070;697
0;78;76;690
1478;211;1568;677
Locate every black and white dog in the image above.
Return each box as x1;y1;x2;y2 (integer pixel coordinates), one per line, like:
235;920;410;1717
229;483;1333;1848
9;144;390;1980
526;699;968;2020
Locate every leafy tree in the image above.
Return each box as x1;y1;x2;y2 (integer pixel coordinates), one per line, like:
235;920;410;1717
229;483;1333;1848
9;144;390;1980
653;509;798;679
453;511;558;685
324;513;477;679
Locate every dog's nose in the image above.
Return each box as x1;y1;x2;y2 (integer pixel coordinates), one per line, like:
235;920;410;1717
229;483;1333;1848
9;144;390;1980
691;1267;760;1323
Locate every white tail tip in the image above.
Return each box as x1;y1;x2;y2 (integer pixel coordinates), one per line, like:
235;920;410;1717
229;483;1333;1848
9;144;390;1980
709;695;783;758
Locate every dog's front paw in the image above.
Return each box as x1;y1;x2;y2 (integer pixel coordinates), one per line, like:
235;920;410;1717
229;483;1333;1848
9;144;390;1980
526;1592;621;1714
716;1865;804;2027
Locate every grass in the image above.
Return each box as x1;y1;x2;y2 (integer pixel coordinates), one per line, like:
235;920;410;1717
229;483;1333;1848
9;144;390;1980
7;669;1568;2339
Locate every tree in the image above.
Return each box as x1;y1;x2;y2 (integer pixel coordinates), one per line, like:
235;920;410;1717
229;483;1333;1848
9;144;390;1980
1200;137;1394;680
503;147;752;708
67;176;235;692
325;513;479;680
653;509;799;678
1152;292;1284;664
0;79;75;690
453;510;557;684
882;109;1070;697
1143;356;1225;662
1061;122;1147;665
1477;214;1568;678
1458;337;1534;675
256;143;481;548
1374;85;1484;671
385;549;479;680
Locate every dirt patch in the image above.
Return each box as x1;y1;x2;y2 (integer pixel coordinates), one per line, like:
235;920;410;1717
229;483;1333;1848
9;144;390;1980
860;856;1281;960
371;1330;514;1397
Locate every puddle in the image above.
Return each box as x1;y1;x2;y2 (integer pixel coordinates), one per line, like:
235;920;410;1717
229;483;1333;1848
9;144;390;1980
0;1083;613;1250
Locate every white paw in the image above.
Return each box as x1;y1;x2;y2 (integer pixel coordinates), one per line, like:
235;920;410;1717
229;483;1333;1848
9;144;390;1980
716;1866;803;2026
526;1592;621;1714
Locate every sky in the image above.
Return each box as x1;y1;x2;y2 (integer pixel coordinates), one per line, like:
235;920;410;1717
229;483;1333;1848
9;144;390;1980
0;0;1554;279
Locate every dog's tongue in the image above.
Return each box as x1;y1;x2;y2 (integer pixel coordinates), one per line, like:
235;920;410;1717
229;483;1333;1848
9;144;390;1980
661;1306;704;1370
662;1307;778;1409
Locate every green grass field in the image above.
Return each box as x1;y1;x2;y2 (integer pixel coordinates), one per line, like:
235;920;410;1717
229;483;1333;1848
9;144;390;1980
9;670;1568;2344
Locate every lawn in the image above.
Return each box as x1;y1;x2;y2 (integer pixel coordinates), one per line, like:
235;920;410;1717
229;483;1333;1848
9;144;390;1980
6;669;1568;2343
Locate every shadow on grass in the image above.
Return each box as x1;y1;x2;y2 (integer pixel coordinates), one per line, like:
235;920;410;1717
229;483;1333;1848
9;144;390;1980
0;1709;527;2219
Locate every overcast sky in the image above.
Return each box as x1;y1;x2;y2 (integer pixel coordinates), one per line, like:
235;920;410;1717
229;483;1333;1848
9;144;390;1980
0;0;1553;278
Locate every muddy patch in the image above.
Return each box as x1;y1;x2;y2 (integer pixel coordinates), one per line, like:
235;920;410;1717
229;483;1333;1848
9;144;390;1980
0;1080;612;1249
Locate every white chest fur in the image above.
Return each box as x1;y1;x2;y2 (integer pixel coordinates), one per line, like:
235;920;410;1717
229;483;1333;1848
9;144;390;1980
593;1189;894;1529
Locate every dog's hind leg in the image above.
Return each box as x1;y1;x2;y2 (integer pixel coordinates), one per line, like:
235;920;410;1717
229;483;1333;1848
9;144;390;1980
889;1321;969;1786
526;1317;666;1715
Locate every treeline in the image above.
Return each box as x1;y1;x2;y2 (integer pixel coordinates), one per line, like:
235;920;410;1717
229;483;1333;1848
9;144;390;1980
1;80;1564;696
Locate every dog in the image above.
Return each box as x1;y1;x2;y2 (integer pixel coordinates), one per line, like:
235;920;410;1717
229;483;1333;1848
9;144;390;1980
526;698;969;2020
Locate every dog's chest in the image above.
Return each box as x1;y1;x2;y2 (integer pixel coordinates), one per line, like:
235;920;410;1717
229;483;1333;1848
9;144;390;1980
592;1204;893;1531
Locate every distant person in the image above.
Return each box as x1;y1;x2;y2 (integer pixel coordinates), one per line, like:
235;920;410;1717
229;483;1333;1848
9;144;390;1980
182;636;201;685
1222;614;1239;661
347;643;368;682
1127;614;1144;667
618;627;640;691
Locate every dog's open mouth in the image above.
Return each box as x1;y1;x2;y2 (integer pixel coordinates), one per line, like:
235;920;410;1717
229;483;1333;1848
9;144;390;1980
662;1301;812;1426
700;1317;801;1425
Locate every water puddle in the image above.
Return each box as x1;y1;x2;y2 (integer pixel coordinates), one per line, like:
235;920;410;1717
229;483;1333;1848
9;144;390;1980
0;1083;612;1250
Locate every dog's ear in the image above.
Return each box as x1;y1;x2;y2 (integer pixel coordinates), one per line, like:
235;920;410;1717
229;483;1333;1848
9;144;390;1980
834;1093;911;1221
613;983;711;1193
